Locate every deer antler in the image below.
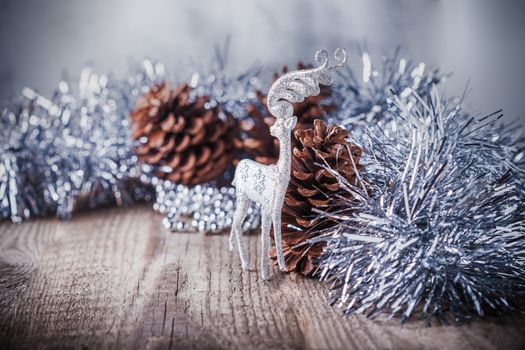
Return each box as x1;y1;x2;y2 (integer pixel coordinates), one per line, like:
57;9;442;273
267;48;348;120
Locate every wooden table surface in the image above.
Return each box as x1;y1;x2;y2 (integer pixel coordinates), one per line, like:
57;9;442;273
1;204;524;350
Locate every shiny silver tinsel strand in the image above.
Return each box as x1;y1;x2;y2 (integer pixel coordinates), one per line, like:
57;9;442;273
317;87;525;322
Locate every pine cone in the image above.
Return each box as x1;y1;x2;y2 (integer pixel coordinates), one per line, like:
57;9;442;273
130;83;237;185
239;64;335;165
271;120;363;276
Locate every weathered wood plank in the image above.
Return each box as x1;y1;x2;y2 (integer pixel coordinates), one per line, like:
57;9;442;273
0;205;524;349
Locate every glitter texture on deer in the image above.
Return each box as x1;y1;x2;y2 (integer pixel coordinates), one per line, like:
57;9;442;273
229;48;348;280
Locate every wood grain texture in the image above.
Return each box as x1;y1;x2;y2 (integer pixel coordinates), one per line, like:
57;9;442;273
0;204;524;350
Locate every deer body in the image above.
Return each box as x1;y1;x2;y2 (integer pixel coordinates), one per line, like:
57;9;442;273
230;118;295;279
229;48;348;280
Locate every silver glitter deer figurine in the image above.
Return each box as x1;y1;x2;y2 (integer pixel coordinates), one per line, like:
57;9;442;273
229;48;348;280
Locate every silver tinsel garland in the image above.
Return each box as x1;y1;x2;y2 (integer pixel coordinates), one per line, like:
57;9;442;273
0;45;265;230
331;48;445;132
317;87;525;322
0;60;163;222
1;102;43;222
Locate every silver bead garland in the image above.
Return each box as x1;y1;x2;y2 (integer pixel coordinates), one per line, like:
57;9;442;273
154;178;260;233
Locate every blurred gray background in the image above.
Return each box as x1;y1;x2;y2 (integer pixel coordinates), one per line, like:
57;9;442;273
0;0;524;125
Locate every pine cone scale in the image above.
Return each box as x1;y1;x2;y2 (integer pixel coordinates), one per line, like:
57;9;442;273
307;197;330;207
186;117;204;135
179;152;196;172
196;147;211;165
143;150;165;164
160;113;176;131
172;116;186;132
174;134;191;152
158;136;176;153
190;129;206;145
292;170;313;181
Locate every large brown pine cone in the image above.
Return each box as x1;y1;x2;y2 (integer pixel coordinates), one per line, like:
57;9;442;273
130;83;237;185
239;64;335;165
271;120;363;276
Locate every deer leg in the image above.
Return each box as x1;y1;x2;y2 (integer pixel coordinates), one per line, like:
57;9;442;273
272;210;286;271
232;195;249;270
260;211;272;280
229;232;235;252
229;219;236;252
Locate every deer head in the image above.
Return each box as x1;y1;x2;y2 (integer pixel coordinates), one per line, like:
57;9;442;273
269;116;297;139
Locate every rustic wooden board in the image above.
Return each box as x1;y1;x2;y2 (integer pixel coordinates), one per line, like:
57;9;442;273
0;204;524;350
